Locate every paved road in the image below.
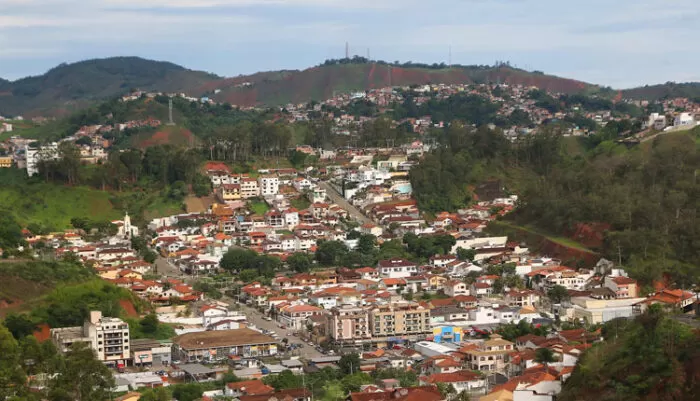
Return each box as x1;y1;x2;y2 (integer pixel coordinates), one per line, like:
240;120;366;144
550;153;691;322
319;181;372;225
154;256;188;280
235;303;324;360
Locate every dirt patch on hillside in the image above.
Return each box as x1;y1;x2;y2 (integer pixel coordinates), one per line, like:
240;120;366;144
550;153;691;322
0;275;51;317
487;222;600;267
119;299;139;318
185;195;215;213
568;222;610;249
136;126;194;148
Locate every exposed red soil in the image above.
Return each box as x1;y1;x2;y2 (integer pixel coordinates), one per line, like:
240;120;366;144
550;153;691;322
137;127;193;148
119;299;139;318
568;222;610;250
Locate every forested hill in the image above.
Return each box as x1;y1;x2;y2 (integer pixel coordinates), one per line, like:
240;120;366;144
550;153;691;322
621;82;700;101
409;126;700;289
558;307;700;401
0;57;219;117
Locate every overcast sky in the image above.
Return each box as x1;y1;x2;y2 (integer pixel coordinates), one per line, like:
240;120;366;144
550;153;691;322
1;0;699;88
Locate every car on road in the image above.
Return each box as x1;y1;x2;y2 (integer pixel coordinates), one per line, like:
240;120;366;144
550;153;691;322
263;316;272;321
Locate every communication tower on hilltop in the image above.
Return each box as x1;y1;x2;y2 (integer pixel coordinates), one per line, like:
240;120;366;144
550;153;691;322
345;42;349;59
167;98;175;125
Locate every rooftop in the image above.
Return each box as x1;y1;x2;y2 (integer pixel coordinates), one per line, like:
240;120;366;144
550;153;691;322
173;328;276;350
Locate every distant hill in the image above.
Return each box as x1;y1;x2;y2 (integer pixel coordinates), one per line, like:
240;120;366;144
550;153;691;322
206;63;595;107
621;82;700;101
0;57;220;117
2;56;699;116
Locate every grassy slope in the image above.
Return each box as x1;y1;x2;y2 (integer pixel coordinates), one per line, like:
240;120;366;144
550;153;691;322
0;174;120;229
0;169;183;229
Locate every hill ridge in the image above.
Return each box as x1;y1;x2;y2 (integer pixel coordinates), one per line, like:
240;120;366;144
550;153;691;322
1;56;700;117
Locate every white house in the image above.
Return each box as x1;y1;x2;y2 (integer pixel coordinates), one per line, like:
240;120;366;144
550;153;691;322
258;175;280;196
444;280;469;297
674;112;694;127
377;259;418;278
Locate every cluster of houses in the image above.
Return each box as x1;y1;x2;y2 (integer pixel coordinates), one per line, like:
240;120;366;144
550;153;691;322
0;116;160;175
277;82;656;140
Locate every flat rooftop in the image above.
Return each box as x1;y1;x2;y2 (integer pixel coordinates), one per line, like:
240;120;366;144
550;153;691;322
174;328;276;350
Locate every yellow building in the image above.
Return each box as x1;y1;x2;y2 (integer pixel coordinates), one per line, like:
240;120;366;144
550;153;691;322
369;302;431;337
0;156;12;168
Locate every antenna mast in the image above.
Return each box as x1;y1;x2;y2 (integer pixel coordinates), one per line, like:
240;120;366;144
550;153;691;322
345;42;349;59
168;98;175;125
449;46;452;67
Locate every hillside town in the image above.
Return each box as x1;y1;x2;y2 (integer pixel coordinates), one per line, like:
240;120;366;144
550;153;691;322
11;135;697;401
1;67;700;401
2;82;700;178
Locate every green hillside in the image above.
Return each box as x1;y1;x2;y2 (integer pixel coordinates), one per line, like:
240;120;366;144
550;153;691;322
0;56;219;117
410;126;700;287
622;82;700;101
0;169;120;230
0;169;183;231
559;307;700;401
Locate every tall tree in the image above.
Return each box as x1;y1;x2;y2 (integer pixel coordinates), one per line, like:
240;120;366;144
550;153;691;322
48;342;115;401
0;324;27;400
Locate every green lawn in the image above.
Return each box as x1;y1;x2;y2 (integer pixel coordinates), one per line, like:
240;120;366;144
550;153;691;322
290;196;311;210
249;200;269;215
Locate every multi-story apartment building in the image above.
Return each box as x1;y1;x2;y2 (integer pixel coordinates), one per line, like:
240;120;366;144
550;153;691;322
240;178;260;198
258;175;280;196
51;311;131;367
369;302;431;338
278;304;324;330
505;289;541;307
218;184;241;202
25;143;59;176
464;334;514;373
328;305;371;344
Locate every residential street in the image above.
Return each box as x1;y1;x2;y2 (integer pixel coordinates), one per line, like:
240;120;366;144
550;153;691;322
319;181;372;225
234;303;324;360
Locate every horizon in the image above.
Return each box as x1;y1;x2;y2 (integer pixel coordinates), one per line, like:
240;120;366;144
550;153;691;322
1;1;699;87
0;55;697;91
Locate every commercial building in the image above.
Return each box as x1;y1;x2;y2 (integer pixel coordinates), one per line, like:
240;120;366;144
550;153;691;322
51;311;131;367
172;328;278;363
131;339;172;366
